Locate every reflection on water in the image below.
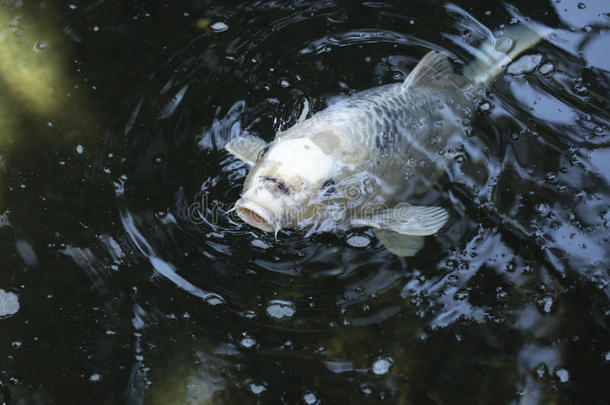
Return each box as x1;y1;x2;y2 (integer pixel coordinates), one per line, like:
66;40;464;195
0;1;96;147
0;0;608;404
0;7;67;117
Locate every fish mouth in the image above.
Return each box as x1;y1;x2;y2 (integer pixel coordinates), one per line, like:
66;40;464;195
234;199;276;233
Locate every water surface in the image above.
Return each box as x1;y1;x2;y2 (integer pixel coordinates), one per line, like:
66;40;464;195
0;0;608;403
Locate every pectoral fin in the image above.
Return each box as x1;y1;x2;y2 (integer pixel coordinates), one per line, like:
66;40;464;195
225;135;267;166
373;229;425;257
352;204;449;236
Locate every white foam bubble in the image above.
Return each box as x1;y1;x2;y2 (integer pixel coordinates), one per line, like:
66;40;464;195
372;357;392;375
0;289;19;318
266;300;296;319
555;368;569;383
250;383;266;395
211;22;228;32
346;234;370;248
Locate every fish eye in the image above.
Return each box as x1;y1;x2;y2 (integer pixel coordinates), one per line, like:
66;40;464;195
262;175;289;195
321;178;336;195
257;145;270;162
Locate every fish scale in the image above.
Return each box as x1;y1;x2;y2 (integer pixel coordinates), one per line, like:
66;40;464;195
311;82;467;197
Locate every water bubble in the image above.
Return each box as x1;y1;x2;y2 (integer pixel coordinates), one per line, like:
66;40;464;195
266;300;296;319
534;363;547;379
211;22;229;32
537;296;555;315
34;41;47;52
571;191;585;201
0;212;9;229
478;102;491;112
346;234;370;248
372;357;392;375
574;82;588;94
240;336;256;349
11;340;22;348
92;26;100;32
535;203;550;215
555;368;569;383
250;383;266;395
251;238;271;249
604;351;610;362
507;54;542;75
242;309;256;319
577;2;585;9
89;373;101;382
0;289;20;318
496;289;509;300
205;296;224;306
454;289;468;300
280;80;290;88
69;4;77;10
76;144;84;154
303;392;317;404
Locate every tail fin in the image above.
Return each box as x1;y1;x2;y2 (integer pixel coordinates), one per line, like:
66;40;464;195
446;4;553;85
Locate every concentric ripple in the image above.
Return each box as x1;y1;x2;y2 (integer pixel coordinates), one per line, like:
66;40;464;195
99;1;609;403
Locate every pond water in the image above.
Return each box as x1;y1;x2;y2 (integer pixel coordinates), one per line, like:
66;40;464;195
1;0;609;403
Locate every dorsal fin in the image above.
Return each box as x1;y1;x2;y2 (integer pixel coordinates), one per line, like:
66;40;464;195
402;51;460;89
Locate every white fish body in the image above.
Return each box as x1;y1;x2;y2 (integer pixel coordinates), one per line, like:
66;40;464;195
226;20;551;256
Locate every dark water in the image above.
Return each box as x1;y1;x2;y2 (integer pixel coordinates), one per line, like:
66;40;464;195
1;0;609;403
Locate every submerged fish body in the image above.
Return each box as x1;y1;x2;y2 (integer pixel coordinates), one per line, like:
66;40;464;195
226;20;551;256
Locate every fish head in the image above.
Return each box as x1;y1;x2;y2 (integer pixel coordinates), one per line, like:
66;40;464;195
234;137;335;232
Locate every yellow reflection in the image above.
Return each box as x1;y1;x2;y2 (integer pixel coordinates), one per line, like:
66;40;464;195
0;9;69;117
0;3;97;209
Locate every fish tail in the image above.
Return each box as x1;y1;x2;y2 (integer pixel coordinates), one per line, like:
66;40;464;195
459;5;553;85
